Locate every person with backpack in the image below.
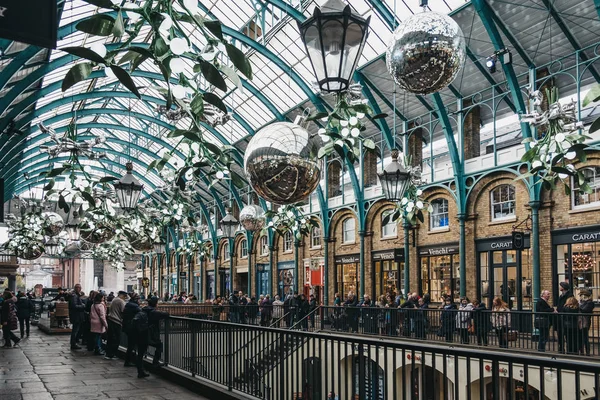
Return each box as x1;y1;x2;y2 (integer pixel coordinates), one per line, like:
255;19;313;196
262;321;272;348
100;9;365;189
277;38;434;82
16;291;34;338
1;290;20;348
123;292;149;378
143;296;169;367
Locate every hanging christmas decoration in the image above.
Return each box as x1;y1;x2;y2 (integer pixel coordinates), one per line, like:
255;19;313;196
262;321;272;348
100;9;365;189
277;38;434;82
239;204;266;232
386;4;465;95
244;122;321;205
262;205;318;241
41;211;65;237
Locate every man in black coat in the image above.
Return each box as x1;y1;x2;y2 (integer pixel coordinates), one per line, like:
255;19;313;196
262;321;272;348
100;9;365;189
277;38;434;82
16;292;34;338
142;296;169;367
69;284;85;350
556;282;572;353
535;290;555;352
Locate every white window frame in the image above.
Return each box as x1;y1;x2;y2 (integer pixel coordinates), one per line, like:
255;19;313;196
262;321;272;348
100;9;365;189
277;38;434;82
260;236;269;256
283;231;293;252
429;198;449;230
311;226;322;248
572;167;600;209
381;210;397;238
223;242;230;261
342;218;355;244
240;239;248;259
490;185;516;221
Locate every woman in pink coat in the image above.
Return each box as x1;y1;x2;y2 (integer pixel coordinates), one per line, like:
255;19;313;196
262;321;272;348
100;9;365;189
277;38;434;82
89;292;108;355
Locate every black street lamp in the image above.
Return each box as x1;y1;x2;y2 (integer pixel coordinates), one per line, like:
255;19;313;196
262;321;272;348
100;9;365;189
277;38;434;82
114;162;144;212
220;208;238;239
65;211;81;242
153;239;166;255
298;0;370;93
44;236;63;256
378;149;412;202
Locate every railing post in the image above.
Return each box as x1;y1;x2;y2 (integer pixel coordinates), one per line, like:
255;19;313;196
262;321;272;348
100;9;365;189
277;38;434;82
228;323;233;391
164;318;170;367
279;331;285;400
190;320;196;377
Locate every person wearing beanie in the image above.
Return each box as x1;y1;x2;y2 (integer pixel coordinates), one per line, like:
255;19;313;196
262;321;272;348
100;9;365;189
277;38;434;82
143;296;169;367
556;281;572;353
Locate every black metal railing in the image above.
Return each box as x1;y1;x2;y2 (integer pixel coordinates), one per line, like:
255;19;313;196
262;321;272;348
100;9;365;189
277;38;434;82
135;316;599;400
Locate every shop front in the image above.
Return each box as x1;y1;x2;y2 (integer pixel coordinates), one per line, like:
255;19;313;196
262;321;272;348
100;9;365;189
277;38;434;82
476;235;532;310
371;249;404;300
277;261;295;298
418;244;459;303
334;254;359;299
303;257;325;304
553;225;600;305
193;272;201;299
256;263;270;296
206;271;215;300
236;266;249;294
218;269;231;297
170;273;177;297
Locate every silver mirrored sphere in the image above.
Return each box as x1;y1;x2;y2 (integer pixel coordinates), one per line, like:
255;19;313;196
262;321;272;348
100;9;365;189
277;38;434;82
42;212;65;237
239;204;266;232
244;122;321;205
386;11;466;95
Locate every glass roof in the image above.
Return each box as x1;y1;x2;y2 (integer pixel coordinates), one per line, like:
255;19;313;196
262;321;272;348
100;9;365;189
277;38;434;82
5;0;598;208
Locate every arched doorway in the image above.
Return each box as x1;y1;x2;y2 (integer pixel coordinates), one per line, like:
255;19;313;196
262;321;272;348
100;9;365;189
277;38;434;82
476;377;550;400
396;364;452;399
302;357;321;400
353;356;384;400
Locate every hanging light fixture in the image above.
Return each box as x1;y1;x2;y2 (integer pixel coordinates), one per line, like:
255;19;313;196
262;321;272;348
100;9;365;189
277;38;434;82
378;149;412;202
153;238;166;255
114;162;144;211
65;211;81;242
43;236;63;256
298;0;370;93
220;208;238;239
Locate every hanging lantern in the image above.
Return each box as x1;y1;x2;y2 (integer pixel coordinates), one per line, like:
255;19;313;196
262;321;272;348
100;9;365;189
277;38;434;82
114;162;144;212
239;204;266;232
65;211;81;242
153;239;166;255
220;209;238;239
298;0;370;93
43;236;63;256
378;149;412;202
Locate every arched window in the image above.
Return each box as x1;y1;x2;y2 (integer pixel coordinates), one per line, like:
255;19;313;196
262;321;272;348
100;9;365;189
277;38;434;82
260;236;269;255
311;226;322;248
429;198;449;230
283;231;293;252
240;239;248;259
490;185;516;221
572;167;600;208
381;210;397;238
223;242;230;261
343;218;355;244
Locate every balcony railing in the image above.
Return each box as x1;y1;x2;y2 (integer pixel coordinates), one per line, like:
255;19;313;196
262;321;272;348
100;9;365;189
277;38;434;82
127;315;599;400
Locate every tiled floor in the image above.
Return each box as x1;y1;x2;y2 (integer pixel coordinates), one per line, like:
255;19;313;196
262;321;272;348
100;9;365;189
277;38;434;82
0;328;207;400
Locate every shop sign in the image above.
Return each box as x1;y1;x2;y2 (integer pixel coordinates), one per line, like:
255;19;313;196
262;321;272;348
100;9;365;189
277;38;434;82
304;258;324;271
179;272;187;279
372;249;404;262
0;0;57;48
476;235;530;251
277;261;294;270
142;278;150;288
418;244;459;257
334;254;360;264
552;226;600;245
257;263;270;272
194;272;201;277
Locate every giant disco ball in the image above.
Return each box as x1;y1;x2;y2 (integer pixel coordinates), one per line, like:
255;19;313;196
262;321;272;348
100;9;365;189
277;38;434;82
239;204;266;232
386;11;466;95
42;212;65;237
244;122;321;205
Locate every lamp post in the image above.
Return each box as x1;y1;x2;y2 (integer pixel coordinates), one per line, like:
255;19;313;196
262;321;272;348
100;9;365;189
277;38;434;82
220;209;238;296
114;162;144;212
378;149;413;297
154;239;165;298
298;0;370;93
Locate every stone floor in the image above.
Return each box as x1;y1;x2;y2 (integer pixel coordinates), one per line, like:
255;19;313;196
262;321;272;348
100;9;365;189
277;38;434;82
0;328;208;400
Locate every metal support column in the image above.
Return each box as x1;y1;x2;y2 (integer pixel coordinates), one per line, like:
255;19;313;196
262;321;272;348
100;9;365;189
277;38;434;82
359;231;366;300
269;245;275;297
228;238;234;295
403;221;410;297
323;237;330;306
530;201;541;304
458;214;467;297
247;234;253;297
294;240;300;294
158;254;162;298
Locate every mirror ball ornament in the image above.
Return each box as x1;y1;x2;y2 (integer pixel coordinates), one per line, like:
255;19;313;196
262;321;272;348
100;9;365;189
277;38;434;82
386;11;466;95
239;204;266;232
42;212;65;237
244;122;321;205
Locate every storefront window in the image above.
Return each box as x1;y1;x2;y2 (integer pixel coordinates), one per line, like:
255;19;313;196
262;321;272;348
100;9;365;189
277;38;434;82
336;262;358;298
480;252;489;299
557;242;600;301
421;255;456;302
278;268;295;297
374;260;403;297
572;167;600;208
490;185;515;221
430;199;449;230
